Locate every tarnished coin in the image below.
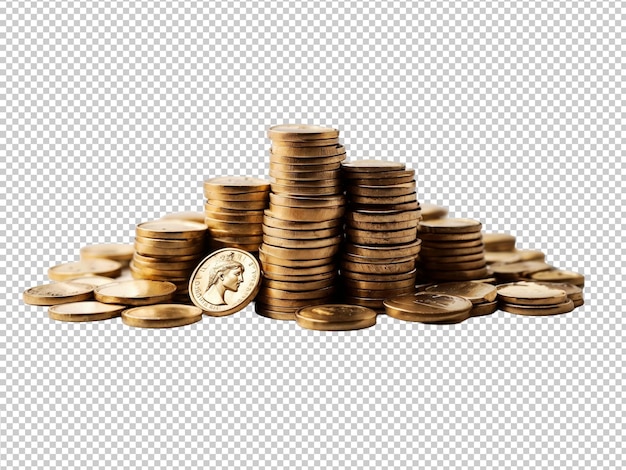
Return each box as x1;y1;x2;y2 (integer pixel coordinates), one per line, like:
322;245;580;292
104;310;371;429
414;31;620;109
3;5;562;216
48;301;125;322
482;233;516;252
529;269;585;287
384;293;473;323
160;211;207;224
69;276;117;287
424;282;497;304
48;259;123;281
189;248;261;316
340;258;416;275
80;243;134;264
95;280;177;306
500;299;575;316
295;315;377;331
136;220;208;240
497;281;568;306
348;209;421;224
203;176;270;194
23;282;94;306
345;169;415;180
419;218;482;234
268;124;340;141
420;203;449;221
419;244;485;257
122;304;203;328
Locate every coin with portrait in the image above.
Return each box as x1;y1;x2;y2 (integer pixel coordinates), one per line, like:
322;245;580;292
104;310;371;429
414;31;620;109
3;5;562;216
189;248;261;316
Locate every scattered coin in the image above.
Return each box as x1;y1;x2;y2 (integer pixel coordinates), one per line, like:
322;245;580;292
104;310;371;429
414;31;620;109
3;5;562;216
69;275;117;287
23;282;94;306
48;301;125;322
122;304;203;328
94;280;177;306
48;259;123;281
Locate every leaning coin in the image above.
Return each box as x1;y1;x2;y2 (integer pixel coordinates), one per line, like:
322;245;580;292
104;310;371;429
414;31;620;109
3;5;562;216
188;248;261;316
122;304;203;328
94;280;177;306
48;301;125;322
48;259;123;281
23;282;94;306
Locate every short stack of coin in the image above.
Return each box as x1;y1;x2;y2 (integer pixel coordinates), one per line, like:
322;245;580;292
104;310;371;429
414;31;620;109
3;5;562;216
203;176;270;253
417;218;489;282
497;281;576;316
340;159;421;312
256;124;346;320
130;219;208;303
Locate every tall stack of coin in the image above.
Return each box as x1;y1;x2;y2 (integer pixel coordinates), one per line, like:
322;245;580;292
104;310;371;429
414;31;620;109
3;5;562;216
130;219;208;303
417;218;489;282
203;176;270;253
340;159;422;312
256;124;347;320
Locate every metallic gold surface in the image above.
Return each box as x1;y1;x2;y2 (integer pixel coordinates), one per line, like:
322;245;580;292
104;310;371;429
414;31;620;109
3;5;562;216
48;301;125;322
262;224;341;240
341;159;405;172
134;242;205;257
499;299;576;316
295;304;377;322
340;258;415;275
425;267;490;281
529;269;585;287
419;218;482;234
94;280;177;306
424;282;497;304
188;248;261;316
295;315;376;331
384;292;473;322
80;243;134;264
203;176;271;194
160;211;207;224
268;124;340;141
470;300;499;317
136;220;208;240
484;251;522;265
497;281;568;306
419;203;449;221
269;146;345;158
69;275;117;287
260;242;339;260
482;233;516;252
340;268;417;282
262;234;342;249
254;302;296;321
122;304;203;328
417;231;483;242
48;259;123;281
490;261;553;280
344;240;422;258
23;282;94;306
269;193;345;208
347;182;416;197
420;258;487;271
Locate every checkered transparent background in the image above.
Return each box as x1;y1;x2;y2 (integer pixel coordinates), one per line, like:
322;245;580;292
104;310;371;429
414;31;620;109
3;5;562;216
1;1;624;468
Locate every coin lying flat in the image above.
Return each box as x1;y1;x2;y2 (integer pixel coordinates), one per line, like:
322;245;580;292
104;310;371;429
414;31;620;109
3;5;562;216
484;251;522;265
341;159;406;172
23;282;94;306
189;248;261;316
268;124;340;141
135;220;208;240
384;293;473;323
482;233;516;252
497;281;568;306
419;218;482;234
529;269;585;287
122;304;203;328
80;243;135;264
48;259;123;281
419;203;449;221
48;301;125;322
69;275;117;287
203;176;271;194
160;211;207;224
529;281;583;304
295;304;378;322
94;280;177;306
295;316;377;331
424;282;497;304
499;299;575;316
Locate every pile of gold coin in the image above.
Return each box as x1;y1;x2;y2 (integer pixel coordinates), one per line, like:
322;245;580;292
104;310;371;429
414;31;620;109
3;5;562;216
340;159;422;312
130;219;208;303
256;124;346;320
497;281;576;316
203;176;270;253
417;218;489;282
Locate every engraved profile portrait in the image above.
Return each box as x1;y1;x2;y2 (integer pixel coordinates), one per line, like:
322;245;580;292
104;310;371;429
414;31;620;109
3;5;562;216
201;253;245;306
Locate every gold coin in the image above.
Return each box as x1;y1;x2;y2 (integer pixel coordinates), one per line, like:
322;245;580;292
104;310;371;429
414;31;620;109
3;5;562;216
516;249;546;262
136;220;208;240
419;244;485;257
268;124;339;141
128;262;194;279
343;276;415;291
345;168;415;180
80;243;134;264
257;284;335;300
270;145;346;158
255;292;336;308
418;231;483;242
122;304;203;328
484;251;522;265
482;233;516;252
269;193;345;208
263;214;341;231
349;192;417;206
254;302;296;321
270;176;342;188
208;240;261;252
270;183;343;197
262;234;342;250
344;285;415;299
204;190;268;202
350;202;420;214
420;252;486;264
48;301;125;322
347;209;420;224
160;211;207;224
204;208;265;222
262;270;335;283
529;269;585;287
529;281;583;303
420;203;449;221
341;268;416;282
265;205;345;223
270;161;341;173
421;258;487;271
271;138;340;148
23;282;94;306
205;198;268;211
208;227;264;239
94;280;176;306
420;237;484;249
295;304;377;322
499;299;575;316
48;259;123;281
490;261;553;280
425;267;490;281
211;234;263;244
131;255;199;271
295;315;376;331
259;247;335;268
341;258;416;275
134;242;205;257
341;159;405;172
497;281;568;306
344;239;422;258
269;168;341;181
470;300;499;317
424;281;497;304
262;224;341;240
188;248;261;316
261;261;336;277
203;176;270;194
134;235;201;249
205;219;264;233
343;252;416;265
347;218;418;232
133;252;201;264
383;293;473;322
69;275;117;287
345;227;417;245
260;242;340;260
130;266;187;284
347;182;416;197
419;218;482;234
263;277;335;291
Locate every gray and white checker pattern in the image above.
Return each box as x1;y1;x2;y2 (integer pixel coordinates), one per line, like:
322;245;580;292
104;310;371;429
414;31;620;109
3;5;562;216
1;1;624;468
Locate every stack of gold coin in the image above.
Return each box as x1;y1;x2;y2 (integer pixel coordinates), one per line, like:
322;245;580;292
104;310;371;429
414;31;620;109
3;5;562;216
203;176;270;253
497;281;576;316
423;281;499;317
130;219;208;303
417;218;489;282
256;124;346;320
340;159;421;312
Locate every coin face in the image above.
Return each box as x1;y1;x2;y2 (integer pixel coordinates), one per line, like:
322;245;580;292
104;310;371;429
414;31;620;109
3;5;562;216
384;292;473;316
189;248;261;316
